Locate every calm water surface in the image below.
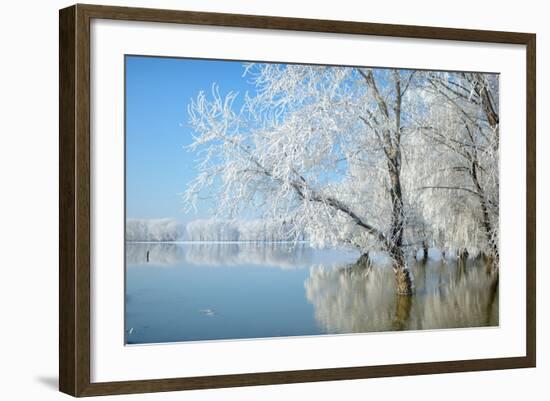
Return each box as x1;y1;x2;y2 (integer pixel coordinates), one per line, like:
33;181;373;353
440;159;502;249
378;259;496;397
125;242;498;344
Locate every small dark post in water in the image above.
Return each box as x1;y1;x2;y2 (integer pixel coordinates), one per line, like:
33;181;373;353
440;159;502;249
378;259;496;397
146;249;150;262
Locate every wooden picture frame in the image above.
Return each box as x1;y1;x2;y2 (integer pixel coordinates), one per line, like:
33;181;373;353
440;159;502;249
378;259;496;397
59;3;536;397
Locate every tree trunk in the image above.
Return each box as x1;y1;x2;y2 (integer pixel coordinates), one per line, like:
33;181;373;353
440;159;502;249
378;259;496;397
422;241;429;261
389;245;414;295
470;157;499;270
458;248;469;259
484;253;499;274
357;252;372;269
387;72;414;295
395;267;414;295
386;141;414;293
360;69;414;295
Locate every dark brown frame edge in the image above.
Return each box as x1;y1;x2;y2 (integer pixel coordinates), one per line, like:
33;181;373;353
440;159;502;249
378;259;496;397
59;3;536;397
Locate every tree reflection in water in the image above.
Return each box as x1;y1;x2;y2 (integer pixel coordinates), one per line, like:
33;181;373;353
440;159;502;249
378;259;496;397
305;256;498;333
126;242;498;334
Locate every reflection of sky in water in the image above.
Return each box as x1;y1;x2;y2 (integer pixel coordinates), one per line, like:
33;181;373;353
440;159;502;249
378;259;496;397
125;243;498;344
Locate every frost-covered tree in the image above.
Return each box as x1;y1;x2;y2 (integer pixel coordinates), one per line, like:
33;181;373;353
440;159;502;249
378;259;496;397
184;218;303;242
184;64;499;294
412;72;499;267
185;65;416;294
185;219;239;241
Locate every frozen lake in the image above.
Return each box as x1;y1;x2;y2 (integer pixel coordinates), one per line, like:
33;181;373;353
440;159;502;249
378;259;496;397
125;242;498;344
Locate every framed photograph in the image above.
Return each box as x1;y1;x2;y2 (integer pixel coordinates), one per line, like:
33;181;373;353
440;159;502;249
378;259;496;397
59;4;536;397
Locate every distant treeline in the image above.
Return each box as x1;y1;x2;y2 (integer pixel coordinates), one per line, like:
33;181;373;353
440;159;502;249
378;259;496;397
126;218;304;242
126;218;183;241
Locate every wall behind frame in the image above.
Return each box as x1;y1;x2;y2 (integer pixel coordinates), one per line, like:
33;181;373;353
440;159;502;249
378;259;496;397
0;0;546;400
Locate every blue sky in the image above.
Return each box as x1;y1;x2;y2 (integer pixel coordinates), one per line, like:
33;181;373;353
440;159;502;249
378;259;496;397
125;56;255;224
